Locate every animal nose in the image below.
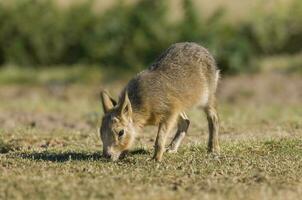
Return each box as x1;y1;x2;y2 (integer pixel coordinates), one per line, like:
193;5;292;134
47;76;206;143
103;147;120;161
103;151;117;160
103;152;120;161
103;151;111;159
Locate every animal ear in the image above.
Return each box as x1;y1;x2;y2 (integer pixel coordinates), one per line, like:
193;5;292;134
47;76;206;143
100;91;117;113
118;91;132;119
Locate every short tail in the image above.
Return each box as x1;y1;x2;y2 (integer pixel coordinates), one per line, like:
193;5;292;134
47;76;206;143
213;70;220;92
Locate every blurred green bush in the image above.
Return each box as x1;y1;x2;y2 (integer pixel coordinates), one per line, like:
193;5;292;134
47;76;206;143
0;0;301;74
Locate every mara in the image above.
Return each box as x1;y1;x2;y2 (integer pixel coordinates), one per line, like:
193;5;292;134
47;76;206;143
100;42;220;161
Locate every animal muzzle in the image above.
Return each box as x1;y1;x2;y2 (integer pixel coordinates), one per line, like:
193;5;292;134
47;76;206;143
103;149;121;161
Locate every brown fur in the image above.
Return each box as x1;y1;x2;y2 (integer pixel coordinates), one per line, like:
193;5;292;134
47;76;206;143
100;42;220;161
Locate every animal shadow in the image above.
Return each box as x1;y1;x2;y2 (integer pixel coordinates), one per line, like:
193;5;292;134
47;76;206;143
18;148;149;162
19;151;104;162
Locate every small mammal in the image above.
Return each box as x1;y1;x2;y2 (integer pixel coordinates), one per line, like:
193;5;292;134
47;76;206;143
100;42;220;161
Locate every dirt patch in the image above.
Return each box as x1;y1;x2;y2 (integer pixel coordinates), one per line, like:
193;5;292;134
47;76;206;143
0;111;94;132
0;72;301;136
218;73;302;105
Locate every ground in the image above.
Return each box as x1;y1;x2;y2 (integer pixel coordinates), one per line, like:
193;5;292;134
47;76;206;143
0;71;301;200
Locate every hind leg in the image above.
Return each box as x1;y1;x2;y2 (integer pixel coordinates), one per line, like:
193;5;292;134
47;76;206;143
204;99;220;153
153;114;178;161
167;112;190;153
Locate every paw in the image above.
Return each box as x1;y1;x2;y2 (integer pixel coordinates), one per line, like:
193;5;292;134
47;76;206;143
150;154;163;162
207;145;221;155
166;147;178;154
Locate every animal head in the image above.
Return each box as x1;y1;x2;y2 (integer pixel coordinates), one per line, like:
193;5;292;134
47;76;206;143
100;91;136;161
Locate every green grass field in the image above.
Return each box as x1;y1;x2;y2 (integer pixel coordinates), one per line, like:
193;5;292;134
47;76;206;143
0;69;302;200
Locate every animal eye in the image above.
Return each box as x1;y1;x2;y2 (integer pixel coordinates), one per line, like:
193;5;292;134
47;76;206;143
118;130;124;138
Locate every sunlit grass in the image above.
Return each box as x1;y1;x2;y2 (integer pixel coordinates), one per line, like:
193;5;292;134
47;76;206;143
1;138;301;200
0;68;301;199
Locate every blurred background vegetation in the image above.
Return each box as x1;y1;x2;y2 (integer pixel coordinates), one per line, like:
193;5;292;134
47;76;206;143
0;0;301;75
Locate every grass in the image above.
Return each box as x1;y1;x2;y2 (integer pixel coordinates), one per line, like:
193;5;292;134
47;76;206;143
0;69;302;199
1;139;301;199
52;0;296;23
0;138;14;153
0;65;136;86
0;65;104;85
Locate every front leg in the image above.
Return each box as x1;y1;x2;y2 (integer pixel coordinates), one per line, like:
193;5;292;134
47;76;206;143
153;114;178;161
